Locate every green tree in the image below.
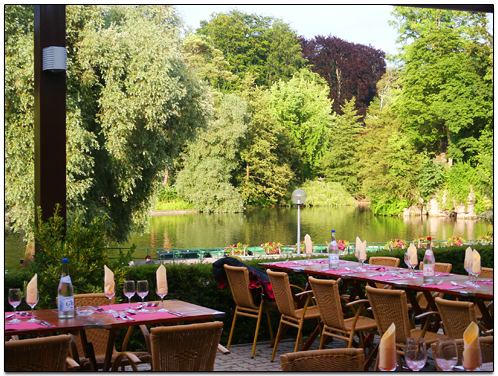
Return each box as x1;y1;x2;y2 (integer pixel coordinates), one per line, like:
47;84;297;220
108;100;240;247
5;5;212;243
390;7;493;165
175;94;249;212
270;68;335;182
197;9;306;90
321;97;363;194
235;79;296;206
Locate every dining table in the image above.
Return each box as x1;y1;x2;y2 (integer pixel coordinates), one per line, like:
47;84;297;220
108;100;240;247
5;299;225;371
260;258;493;369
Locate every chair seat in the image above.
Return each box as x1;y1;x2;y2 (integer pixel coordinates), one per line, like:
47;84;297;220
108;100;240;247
79;351;151;371
263;301;278;310
408;328;446;344
294;305;321;320
344;316;377;331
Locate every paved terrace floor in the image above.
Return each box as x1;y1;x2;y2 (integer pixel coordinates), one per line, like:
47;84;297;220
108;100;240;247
132;334;437;372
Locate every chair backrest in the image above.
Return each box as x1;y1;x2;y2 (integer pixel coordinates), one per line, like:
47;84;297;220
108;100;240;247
419;262;452;273
480;267;493;279
223;264;258;310
308;276;346;330
266;269;297;318
71;293;116;359
431;336;494;369
366;286;411;344
5;334;72;371
280;348;364;371
434;297;477;339
369;256;400;268
150;321;223;371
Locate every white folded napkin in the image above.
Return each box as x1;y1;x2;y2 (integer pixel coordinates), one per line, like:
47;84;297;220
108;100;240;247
463;322;480;370
379;322;396;371
156;264;168;295
472;249;481;274
355;237;362;257
305;234;313;255
407;243;418;265
104;265;115;296
26;274;38;305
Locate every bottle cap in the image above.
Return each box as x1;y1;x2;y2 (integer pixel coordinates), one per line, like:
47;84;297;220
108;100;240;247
62;258;68;263
332;230;335;233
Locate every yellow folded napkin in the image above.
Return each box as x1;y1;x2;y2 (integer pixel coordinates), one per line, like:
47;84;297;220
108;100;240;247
379;322;396;371
407;243;418;265
360;240;367;260
355;237;362;257
463;322;480;370
465;246;473;264
305;234;313;255
26;274;38;305
104;265;115;296
156;264;168;295
472;249;481;274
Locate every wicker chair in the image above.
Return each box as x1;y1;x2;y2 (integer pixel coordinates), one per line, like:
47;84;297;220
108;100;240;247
308;276;377;353
69;293;151;371
434;297;487;338
480;267;493;279
431;336;494;370
266;269;321;362
280;348;365;372
224;264;277;358
369;256;401;289
366;285;446;370
150;321;223;371
5;334;72;371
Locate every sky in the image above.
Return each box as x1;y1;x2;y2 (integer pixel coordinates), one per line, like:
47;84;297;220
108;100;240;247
176;4;402;59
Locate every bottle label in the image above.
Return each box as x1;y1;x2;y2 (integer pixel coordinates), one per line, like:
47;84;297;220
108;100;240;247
61;276;72;284
59;296;74;312
329;253;339;265
423;264;435;277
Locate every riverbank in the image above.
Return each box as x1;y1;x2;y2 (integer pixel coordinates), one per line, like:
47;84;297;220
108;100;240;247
152;209;198;216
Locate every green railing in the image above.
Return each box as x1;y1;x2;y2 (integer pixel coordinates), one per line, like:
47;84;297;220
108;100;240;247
106;239;489;262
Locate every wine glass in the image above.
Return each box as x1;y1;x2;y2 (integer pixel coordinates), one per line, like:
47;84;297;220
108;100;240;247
378;346;397;371
123;280;136;313
356;251;367;271
463;346;482;371
404;337;427;371
156;276;169;313
105;286;116;314
435;338;458;371
26;291;39;323
137;280;149;312
8;288;22;324
470;265;481;287
464;258;473;285
305;246;313;265
404;253;416;277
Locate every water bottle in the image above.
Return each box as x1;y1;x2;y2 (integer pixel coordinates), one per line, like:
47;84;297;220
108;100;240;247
58;258;74;318
328;230;340;269
422;237;435;282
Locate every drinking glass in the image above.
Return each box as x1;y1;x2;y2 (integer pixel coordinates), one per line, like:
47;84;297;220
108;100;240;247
463;346;482;371
137;280;149;312
404;337;427;371
156;276;169;313
8;288;22;324
435;338;458;371
464;259;473;285
378;346;397;371
123;280;136;313
26;292;39;322
356;253;367;271
404;253;416;277
305;247;313;265
470;265;481;287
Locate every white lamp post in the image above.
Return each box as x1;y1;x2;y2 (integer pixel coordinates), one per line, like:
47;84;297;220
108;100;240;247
291;189;306;255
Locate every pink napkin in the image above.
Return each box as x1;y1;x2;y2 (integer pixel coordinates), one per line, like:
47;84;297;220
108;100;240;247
98;303;188;318
5;312;37;319
5;320;55;331
368;274;406;282
323;268;354;275
422;282;466;289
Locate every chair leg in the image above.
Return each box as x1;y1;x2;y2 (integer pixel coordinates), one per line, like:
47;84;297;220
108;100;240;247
251;308;264;359
265;309;274;342
294;321;304;353
226;308;238;350
270;318;284;362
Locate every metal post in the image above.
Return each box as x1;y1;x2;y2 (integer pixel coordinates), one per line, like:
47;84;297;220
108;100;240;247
297;204;301;255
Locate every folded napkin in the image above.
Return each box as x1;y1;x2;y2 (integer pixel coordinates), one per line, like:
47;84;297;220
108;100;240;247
304;234;313;255
156;264;168;295
472;249;481;274
379;323;396;371
26;274;38;306
407;243;418;265
355;237;367;260
463;322;480;370
465;246;473;265
104;265;115;296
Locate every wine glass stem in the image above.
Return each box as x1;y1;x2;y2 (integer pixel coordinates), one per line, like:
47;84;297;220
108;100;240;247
161;297;164;310
128;298;131;310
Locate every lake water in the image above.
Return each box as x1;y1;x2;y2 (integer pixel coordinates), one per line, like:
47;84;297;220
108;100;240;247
112;206;493;249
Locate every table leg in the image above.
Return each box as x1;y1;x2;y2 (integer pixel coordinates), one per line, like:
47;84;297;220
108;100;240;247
79;329;98;372
475;298;493;329
103;328;118;371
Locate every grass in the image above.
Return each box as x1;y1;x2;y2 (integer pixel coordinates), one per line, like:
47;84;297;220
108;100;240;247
154;199;195;211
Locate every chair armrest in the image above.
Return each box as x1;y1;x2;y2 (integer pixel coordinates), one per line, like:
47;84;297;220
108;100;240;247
290;284;305;292
414;310;440;321
65;357;80;371
294;290;314;298
345;299;370;308
110;352;140;372
68;334;81;364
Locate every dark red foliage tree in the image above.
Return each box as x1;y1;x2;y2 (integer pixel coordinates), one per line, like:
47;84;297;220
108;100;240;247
301;35;386;117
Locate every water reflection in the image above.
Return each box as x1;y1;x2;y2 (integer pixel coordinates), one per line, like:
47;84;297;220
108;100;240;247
114;207;492;249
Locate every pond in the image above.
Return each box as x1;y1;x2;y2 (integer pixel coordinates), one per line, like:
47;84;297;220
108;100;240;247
111;206;493;250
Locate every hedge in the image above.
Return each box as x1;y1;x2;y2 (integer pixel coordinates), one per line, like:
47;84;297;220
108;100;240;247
4;244;493;351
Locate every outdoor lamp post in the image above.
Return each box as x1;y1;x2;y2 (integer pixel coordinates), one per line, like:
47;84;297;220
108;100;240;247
291;189;306;255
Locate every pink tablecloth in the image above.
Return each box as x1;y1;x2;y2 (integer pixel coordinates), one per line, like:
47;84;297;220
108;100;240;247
97;302;188;320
